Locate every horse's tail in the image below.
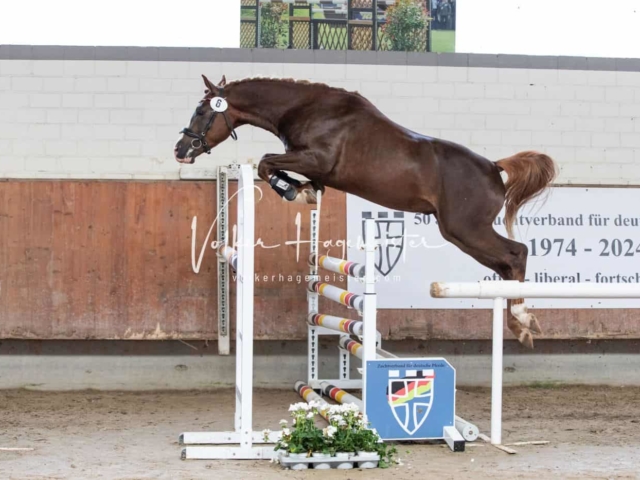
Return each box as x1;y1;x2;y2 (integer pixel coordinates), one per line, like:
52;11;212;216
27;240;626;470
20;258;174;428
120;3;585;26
495;151;558;239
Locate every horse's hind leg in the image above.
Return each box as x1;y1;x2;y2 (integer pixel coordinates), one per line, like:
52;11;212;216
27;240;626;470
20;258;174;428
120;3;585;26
436;204;540;348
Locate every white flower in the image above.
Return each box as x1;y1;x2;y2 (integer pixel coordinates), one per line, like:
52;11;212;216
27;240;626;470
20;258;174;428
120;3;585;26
288;402;311;412
279;419;288;426
292;418;297;426
306;412;315;419
329;414;347;426
282;428;290;436
323;425;337;438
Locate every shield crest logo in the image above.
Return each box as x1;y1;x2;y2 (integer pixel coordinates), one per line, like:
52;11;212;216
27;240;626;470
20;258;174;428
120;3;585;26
387;369;435;436
362;211;405;276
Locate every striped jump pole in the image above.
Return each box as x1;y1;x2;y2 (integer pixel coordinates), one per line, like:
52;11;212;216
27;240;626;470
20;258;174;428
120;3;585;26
219;246;238;272
307;281;364;311
294;381;330;421
339;336;391;360
320;381;364;411
338;336;365;360
309;253;366;279
307;313;364;336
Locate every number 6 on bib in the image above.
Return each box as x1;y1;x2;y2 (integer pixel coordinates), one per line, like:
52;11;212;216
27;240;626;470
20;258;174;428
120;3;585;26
210;97;228;113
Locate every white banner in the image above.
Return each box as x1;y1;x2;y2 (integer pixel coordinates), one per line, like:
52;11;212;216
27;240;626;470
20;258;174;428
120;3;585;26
345;187;640;309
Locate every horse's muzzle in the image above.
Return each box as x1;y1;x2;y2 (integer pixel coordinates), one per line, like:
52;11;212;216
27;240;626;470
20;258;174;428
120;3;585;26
174;146;195;164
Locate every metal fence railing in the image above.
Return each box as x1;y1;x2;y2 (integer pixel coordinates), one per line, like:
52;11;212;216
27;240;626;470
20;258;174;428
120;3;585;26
239;0;451;52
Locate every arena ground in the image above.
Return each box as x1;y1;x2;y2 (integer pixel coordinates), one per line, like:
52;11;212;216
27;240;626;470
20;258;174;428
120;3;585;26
1;385;639;479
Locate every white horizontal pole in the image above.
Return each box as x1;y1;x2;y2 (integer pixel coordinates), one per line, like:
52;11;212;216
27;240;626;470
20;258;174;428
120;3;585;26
431;281;640;300
181;446;276;460
455;415;479;442
180;430;281;445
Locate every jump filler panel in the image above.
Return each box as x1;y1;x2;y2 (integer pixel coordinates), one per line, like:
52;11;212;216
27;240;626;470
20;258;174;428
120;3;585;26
365;358;461;449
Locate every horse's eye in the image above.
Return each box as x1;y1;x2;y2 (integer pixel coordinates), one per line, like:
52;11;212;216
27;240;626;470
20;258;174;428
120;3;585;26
196;108;204;116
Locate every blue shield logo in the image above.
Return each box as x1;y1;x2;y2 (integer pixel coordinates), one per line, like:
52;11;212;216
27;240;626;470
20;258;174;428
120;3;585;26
387;369;435;435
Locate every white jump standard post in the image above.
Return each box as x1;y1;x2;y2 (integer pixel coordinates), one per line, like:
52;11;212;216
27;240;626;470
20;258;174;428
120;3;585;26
180;164;280;460
430;280;640;447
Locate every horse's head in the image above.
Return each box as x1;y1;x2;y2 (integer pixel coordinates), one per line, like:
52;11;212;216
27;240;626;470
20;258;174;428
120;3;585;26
174;74;238;164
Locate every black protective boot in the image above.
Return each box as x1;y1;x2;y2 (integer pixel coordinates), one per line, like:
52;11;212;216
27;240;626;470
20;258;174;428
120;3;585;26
269;171;302;201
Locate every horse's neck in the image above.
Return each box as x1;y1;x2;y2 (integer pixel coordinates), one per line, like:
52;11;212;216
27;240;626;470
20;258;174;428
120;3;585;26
231;81;308;137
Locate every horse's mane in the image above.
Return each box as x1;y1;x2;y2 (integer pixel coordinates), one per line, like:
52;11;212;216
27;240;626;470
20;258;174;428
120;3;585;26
227;76;362;97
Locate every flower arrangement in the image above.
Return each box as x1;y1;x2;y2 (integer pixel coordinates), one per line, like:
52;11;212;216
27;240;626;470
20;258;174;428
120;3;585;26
266;401;398;468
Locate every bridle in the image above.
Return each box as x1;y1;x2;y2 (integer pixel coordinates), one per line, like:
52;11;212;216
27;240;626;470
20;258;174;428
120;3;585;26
179;87;238;155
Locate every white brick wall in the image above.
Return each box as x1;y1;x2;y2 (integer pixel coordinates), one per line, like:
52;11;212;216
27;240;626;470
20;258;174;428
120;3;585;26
1;58;640;184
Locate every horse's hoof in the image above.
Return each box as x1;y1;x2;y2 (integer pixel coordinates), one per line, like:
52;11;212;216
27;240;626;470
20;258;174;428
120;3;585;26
511;303;542;334
528;313;542;335
302;188;317;204
518;328;534;349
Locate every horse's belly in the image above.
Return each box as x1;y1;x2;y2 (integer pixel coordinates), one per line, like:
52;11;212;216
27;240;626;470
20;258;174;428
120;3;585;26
327;177;436;214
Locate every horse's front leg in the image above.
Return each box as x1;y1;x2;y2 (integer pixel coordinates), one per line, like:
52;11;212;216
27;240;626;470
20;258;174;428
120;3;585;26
257;151;327;204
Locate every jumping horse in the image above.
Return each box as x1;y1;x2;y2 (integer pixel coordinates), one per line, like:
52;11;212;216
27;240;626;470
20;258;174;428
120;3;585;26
174;75;558;349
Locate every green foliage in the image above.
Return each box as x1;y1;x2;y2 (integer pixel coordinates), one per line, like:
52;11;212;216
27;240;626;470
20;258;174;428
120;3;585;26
383;0;430;52
270;403;324;454
260;3;288;48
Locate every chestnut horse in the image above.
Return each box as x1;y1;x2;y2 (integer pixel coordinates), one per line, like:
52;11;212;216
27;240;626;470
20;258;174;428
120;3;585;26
174;74;557;348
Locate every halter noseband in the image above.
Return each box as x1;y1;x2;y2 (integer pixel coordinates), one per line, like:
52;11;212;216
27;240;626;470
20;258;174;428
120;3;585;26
179;87;238;155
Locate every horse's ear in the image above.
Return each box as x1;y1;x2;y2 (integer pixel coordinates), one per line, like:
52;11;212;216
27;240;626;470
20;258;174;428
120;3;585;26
219;75;227;87
201;74;218;95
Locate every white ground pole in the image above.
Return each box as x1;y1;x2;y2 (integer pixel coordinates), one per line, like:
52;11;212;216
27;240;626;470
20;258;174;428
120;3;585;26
217;167;230;356
430;280;640;445
180;164;281;460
